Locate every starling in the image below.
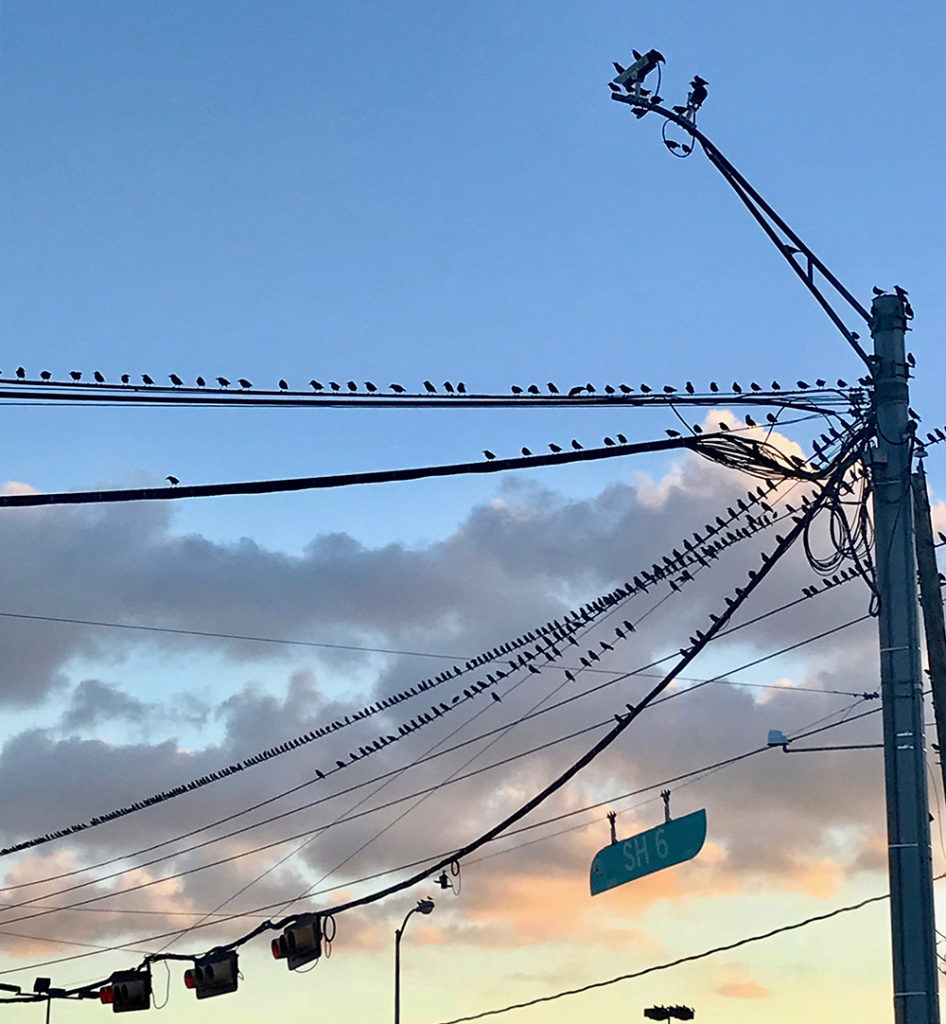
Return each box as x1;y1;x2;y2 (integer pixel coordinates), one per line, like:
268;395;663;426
549;443;562;453
666;429;681;437
604;384;615;394
217;377;230;388
568;385;586;396
640;383;652;393
571;439;583;450
309;379;323;390
279;379;289;390
521;447;532;456
619;384;633;393
604;436;615;446
40;370;51;381
484;450;496;460
166;475;180;485
443;381;455;393
511;385;523;395
685;381;694;394
732;381;742;393
663;384;676;394
16;367;25;379
547;382;559;394
616;433;628;443
196;376;205;387
424;380;436;393
491;692;502;703
527;384;540;395
329;381;341;391
709;381;719;392
456;382;467;393
94;371;105;383
238;378;252;389
121;373;131;384
389;383;405;393
142;374;154;385
70;370;82;381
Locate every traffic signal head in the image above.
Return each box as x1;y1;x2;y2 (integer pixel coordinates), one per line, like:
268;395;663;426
644;1010;670;1021
669;1008;695;1020
271;914;322;971
183;951;239;999
98;969;151;1013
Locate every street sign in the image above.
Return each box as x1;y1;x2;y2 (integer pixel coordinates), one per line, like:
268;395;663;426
590;808;706;895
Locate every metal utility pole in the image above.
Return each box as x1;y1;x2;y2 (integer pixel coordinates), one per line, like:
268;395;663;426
911;458;946;790
870;292;940;1024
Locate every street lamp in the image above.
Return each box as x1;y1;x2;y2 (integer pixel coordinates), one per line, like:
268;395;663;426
394;898;435;1024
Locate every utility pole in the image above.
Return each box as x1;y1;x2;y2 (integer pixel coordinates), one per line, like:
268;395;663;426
870;292;940;1024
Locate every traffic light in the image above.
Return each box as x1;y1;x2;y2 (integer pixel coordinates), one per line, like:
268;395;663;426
669;1008;695;1021
183;951;239;999
98;969;151;1013
271;914;322;971
644;1010;671;1021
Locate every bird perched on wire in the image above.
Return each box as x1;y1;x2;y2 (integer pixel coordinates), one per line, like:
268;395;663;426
279;379;289;391
612;49;665;94
166;475;179;486
169;373;183;386
217;376;230;388
684;75;708;120
238;378;252;389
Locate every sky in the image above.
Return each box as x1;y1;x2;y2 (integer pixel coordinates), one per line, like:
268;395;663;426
1;1;946;1021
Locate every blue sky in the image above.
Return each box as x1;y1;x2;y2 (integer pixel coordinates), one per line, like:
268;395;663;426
1;2;945;1021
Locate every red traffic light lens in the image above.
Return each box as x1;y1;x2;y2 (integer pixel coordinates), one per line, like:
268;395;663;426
99;987;114;1004
184;970;196;989
271;938;284;959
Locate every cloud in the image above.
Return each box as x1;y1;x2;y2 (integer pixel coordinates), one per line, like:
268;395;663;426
0;436;888;968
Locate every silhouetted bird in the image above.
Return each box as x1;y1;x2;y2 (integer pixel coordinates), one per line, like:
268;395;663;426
872;286;886;296
527;384;540;395
687;75;708;112
750;381;761;391
663;384;676;394
121;373;130;384
796;380;809;390
616;433;628;444
570;439;583;450
169;373;182;386
666;429;680;438
619;384;633;394
604;437;615;446
166;475;179;485
389;383;405;393
568;385;586;397
94;371;105;383
484;450;496;460
279;379;289;390
612;49;665;92
443;381;455;394
491;692;502;703
771;380;781;390
745;415;757;427
717;421;730;431
16;367;25;379
40;370;51;381
766;412;777;423
511;385;523;395
547;382;559;394
732;381;742;393
309;380;323;391
237;378;251;389
709;381;719;392
640;383;652;393
604;384;615;394
346;380;357;392
457;382;467;393
549;443;562;453
815;378;826;387
68;370;81;381
521;447;532;456
424;380;436;393
217;377;230;388
142;374;154;385
196;376;205;387
685;381;694;394
364;381;377;393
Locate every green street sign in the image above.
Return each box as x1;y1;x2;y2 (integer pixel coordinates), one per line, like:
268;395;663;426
590;809;707;895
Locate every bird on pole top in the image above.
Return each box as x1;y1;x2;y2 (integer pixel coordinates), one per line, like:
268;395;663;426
611;48;665;96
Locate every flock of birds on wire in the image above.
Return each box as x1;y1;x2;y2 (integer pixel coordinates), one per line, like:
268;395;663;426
0;367;856;396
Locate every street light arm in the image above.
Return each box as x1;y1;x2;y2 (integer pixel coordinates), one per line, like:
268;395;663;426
611;92;872;368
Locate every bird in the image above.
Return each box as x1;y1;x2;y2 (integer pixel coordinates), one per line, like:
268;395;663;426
511;385;523;395
329;381;341;391
166;475;180;485
424;380;436;393
796;380;809;390
217;376;230;388
93;371;105;383
169;373;183;386
604;436;615;446
443;381;455;394
347;380;357;392
717;421;730;431
619;384;633;394
238;378;252;389
872;285;886;296
521;447;532;456
196;376;206;387
484;450;496;460
663;384;676;394
456;382;467;393
745;415;757;427
309;379;323;391
70;370;82;381
709;381;719;393
616;433;628;443
40;370;51;381
547;382;559;394
666;429;681;437
527;384;540;395
121;373;130;384
279;379;289;391
685;381;694;394
491;692;502;703
15;367;25;379
906;353;916;368
389;383;405;393
141;374;154;385
687;75;708;114
771;380;781;390
568;385;586;397
732;381;742;393
549;443;562;453
640;383;652;393
570;439;583;450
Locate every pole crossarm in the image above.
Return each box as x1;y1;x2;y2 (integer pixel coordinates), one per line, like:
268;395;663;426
612;92;872;367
